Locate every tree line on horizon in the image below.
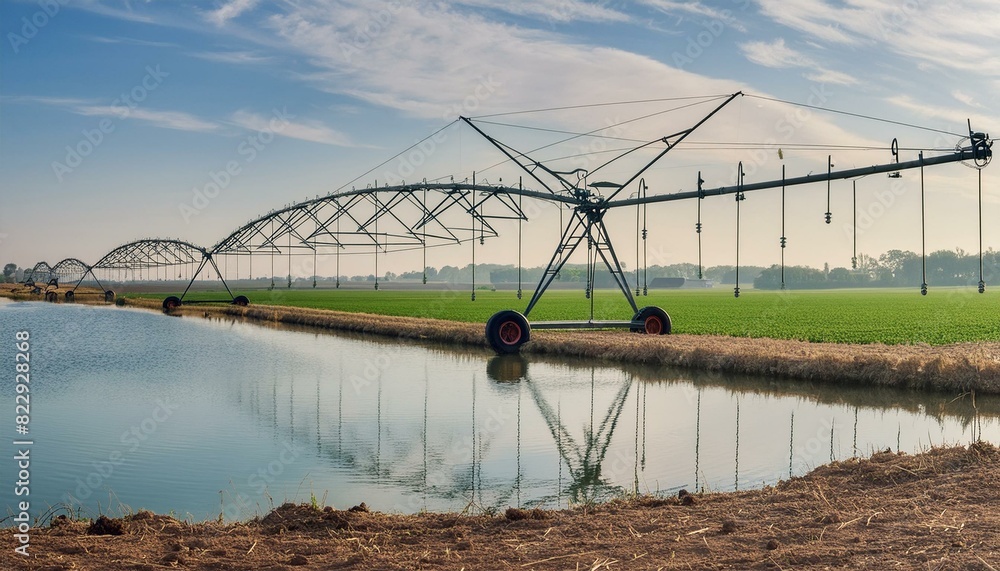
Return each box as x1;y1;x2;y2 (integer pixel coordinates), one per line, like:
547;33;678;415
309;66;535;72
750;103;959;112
4;248;996;289
350;247;999;289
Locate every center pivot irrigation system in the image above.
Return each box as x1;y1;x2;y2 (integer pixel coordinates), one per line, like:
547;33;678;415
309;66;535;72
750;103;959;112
466;93;993;353
33;93;993;355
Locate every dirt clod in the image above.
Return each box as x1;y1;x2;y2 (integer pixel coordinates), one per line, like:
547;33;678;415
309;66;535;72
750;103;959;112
819;513;842;524
505;507;548;521
289;554;309;565
86;515;124;536
348;502;370;513
720;519;738;534
766;539;780;550
160;552;186;565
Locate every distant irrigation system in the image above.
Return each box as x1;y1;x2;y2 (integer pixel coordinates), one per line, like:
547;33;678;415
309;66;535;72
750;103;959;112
23;92;994;353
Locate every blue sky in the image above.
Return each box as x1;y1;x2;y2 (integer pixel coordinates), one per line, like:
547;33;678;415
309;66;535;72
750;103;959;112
1;0;996;277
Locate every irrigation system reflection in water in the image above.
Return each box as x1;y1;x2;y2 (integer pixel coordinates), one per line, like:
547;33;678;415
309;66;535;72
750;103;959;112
0;299;996;522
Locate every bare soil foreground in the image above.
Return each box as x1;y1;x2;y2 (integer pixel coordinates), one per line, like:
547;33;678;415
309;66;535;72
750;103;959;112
3;443;1000;570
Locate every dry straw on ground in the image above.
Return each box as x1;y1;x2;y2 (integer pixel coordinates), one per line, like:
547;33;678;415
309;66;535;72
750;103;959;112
4;443;1000;570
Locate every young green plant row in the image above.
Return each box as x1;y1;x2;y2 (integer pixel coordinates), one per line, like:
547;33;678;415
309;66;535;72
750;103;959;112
133;287;1000;346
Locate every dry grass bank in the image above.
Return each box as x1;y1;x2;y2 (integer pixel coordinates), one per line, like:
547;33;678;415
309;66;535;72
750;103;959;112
134;296;1000;394
4;284;999;394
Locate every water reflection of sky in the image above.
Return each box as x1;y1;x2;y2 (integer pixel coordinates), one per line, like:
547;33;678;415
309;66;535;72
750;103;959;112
1;301;995;523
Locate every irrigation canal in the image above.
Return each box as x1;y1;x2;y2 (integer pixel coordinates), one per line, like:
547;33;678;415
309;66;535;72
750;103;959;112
1;298;996;522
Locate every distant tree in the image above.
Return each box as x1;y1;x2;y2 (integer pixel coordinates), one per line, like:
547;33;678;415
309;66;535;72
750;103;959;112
3;263;16;282
827;267;852;284
878;249;917;282
754;265;828;289
855;253;879;279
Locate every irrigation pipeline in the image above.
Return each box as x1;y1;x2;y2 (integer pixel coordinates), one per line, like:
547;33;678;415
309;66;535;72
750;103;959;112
38;92;994;316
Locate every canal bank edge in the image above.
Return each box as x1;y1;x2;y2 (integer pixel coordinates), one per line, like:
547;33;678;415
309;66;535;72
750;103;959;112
118;295;1000;395
2;286;998;394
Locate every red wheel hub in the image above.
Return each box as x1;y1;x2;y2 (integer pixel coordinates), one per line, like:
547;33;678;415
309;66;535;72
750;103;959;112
499;321;522;345
644;316;662;335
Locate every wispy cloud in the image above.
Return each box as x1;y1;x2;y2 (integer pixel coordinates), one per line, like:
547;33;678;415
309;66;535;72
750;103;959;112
84;36;177;48
741;38;812;68
230;110;355;146
804;69;857;86
451;0;629;23
191;50;276;65
76;106;221;132
756;0;1000;76
950;90;983;110
3;95;92;107
206;0;261;26
8;95;220;133
756;0;857;44
740;38;857;85
887;95;994;135
639;0;748;32
73;0;156;24
251;0;881;170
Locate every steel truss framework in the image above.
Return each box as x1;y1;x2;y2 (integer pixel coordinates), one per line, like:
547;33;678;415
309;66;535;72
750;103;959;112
24;261;52;285
24;258;115;301
27;92;994;351
463;93;993;352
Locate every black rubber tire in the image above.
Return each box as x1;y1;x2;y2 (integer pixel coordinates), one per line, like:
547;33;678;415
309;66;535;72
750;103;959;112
45;291;57;303
104;290;116;303
631;306;671;335
232;295;250;307
162;296;182;311
64;291;75;302
485;310;530;354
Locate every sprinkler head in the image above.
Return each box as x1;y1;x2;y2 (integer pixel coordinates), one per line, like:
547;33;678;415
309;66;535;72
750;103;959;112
979;281;986;294
734;286;740;298
920;283;928;296
824;212;832;224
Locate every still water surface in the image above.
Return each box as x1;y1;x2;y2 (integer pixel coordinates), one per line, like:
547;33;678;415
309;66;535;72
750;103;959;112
1;299;996;522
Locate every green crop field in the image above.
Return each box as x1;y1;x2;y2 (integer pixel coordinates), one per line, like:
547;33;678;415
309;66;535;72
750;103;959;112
129;286;1000;345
